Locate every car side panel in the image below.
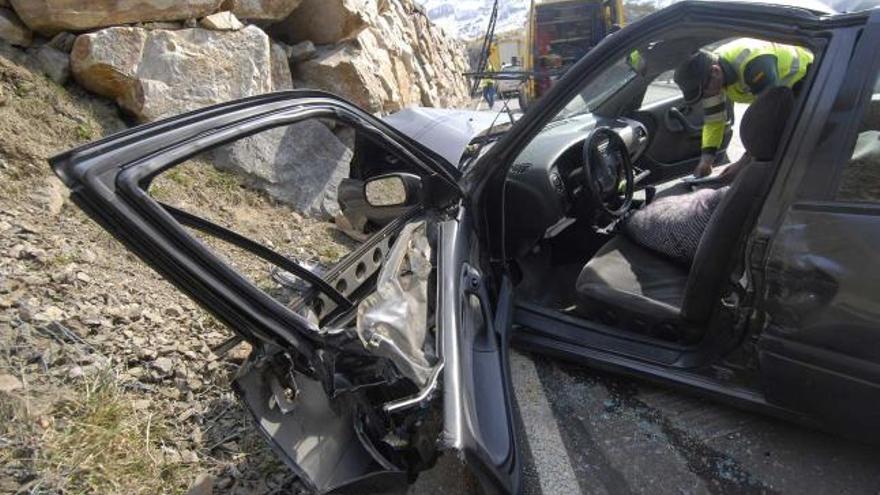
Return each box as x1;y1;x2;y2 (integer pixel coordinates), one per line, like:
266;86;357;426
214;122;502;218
760;205;880;439
757;12;880;441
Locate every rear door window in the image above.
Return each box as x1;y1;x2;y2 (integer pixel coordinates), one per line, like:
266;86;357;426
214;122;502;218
836;74;880;202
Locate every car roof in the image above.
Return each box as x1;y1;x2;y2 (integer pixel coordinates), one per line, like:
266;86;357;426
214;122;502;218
818;0;880;13
707;0;880;15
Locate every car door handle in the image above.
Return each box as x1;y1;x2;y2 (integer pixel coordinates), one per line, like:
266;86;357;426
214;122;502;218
462;265;500;351
665;107;703;135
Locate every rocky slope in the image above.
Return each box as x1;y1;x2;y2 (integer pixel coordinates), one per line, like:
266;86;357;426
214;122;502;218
0;0;478;206
0;1;470;494
3;0;471;117
0;42;359;493
0;0;471;218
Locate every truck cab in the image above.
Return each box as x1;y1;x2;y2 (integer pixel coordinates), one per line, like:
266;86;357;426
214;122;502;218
522;0;625;108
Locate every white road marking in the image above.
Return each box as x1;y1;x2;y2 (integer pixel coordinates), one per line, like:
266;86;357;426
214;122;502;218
510;350;582;495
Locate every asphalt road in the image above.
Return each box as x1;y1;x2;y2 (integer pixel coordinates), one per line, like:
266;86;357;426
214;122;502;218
409;350;880;495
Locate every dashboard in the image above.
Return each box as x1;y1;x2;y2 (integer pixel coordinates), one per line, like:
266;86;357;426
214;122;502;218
504;113;649;256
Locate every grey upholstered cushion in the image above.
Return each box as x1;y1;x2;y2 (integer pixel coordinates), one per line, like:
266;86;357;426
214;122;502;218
623;186;729;266
576;236;688;323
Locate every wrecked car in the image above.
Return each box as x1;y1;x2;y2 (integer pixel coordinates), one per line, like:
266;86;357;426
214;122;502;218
51;1;880;493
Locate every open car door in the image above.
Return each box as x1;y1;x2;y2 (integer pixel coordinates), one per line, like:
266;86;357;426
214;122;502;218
49;91;519;494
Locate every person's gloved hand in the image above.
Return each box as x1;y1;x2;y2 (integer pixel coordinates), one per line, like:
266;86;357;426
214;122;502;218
693;154;715;178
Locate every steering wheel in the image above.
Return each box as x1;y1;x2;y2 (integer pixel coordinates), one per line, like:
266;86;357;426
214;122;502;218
581;127;634;217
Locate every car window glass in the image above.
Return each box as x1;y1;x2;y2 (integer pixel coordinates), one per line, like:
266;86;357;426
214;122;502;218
640;69;681;107
552;56;636;121
836;73;880;202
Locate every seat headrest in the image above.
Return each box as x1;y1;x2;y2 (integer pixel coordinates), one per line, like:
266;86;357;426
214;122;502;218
741;87;795;161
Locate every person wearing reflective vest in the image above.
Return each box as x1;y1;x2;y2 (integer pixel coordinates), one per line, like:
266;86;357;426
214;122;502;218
673;38;813;177
482;62;497;109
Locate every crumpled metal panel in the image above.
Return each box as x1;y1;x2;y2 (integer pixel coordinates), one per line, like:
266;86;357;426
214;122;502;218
234;362;405;494
357;220;435;387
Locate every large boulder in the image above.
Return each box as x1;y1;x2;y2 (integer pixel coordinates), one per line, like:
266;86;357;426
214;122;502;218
271;0;380;45
9;0;223;35
293;0;470;114
210;121;353;219
295;43;387;113
206;37;349;220
0;7;31;46
70;25;275;122
270;41;293;90
68;24;349;219
223;0;304;21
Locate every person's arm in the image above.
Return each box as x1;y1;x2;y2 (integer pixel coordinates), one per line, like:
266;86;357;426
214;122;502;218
695;94;729;176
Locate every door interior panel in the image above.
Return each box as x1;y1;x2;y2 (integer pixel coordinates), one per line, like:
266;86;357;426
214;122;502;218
632;97;734;183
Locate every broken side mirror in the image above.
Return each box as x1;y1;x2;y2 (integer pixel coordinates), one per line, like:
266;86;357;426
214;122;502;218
364;173;422;208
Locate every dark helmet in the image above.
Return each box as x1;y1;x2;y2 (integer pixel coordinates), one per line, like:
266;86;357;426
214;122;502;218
674;49;717;104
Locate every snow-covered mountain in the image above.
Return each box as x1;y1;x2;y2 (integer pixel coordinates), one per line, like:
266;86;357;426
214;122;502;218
416;0;678;40
416;0;530;40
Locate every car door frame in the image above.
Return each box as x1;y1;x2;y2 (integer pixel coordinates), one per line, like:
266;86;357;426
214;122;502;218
51;91;461;357
437;206;522;494
50;90;519;493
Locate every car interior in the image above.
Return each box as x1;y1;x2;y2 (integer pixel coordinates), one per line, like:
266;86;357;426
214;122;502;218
505;34;811;349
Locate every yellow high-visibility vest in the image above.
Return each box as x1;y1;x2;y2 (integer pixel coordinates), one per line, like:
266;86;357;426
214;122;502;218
702;38;813;151
483;64;496;89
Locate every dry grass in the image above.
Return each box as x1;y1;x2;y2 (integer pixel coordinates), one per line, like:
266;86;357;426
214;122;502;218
150;158;356;270
0;44;125;199
38;373;187;494
1;370;191;495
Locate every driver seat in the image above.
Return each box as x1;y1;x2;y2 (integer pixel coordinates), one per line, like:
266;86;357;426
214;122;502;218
575;87;795;342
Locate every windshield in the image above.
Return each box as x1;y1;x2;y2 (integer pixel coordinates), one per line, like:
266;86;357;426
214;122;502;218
553;57;636;120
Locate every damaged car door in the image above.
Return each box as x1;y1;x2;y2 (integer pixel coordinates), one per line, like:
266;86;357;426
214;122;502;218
49;91;517;493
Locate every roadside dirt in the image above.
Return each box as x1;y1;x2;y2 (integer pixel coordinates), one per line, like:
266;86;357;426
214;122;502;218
0;44;353;494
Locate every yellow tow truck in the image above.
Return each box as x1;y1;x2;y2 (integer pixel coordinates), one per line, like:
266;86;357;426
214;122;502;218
521;0;624;109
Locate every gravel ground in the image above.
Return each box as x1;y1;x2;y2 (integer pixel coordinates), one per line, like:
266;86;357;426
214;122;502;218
0;45;352;494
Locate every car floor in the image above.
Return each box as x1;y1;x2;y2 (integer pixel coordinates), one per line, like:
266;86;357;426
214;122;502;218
515;257;586;309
